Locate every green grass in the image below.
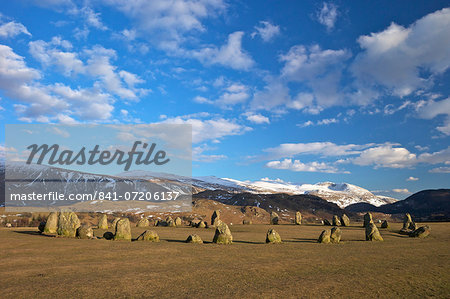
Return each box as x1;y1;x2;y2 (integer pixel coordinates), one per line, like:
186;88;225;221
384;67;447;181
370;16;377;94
1;222;449;298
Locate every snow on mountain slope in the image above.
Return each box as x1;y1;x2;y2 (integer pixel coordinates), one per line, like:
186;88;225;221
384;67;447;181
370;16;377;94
200;177;397;208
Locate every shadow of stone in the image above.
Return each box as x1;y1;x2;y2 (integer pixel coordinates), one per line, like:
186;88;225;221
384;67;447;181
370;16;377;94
14;230;56;238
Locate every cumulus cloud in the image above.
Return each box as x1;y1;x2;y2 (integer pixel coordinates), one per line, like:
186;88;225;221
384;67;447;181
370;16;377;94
429;166;450;173
298;118;339;127
416;97;450;135
29;38;147;100
406;176;419;181
392;188;411;194
266;158;342;173
101;0;226;49
264;142;369;159
261;141;450;173
251;21;280;42
352;8;450;99
244;113;270;124
191;31;254;70
162;115;251;143
0;21;31;38
316;2;338;31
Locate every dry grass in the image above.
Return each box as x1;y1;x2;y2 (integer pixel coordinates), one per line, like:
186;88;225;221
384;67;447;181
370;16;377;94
1;222;449;298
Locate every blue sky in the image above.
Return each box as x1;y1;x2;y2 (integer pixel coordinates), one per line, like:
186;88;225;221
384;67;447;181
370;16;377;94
0;0;449;198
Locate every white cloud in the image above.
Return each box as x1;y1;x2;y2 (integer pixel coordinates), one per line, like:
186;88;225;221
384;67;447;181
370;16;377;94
0;44;116;122
251;21;280;42
350;145;417;168
29;39;147;100
297;118;338;127
244;113;270;124
193;144;227;162
251;79;291;111
352;8;450;98
429;167;450;173
0;21;31;38
316;2;338;31
101;0;226;49
406;176;419;181
266;158;342;173
264;142;369;159
416;97;450;135
162;115;251;143
191;31;254;70
392;188;411;194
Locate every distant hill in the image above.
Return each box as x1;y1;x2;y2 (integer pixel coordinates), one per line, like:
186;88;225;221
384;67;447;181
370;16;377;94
194;190;346;219
346;189;450;221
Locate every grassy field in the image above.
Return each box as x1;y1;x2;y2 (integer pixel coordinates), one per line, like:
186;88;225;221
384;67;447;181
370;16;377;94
1;222;449;298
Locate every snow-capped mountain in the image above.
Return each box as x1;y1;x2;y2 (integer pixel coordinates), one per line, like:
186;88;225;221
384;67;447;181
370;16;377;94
188;177;397;208
1;163;396;209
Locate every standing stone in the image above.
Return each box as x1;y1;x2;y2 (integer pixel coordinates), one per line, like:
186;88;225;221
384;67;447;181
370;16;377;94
409;221;417;231
211;210;221;227
57;212;81;237
363;212;373;228
186;234;203;244
136;218;150;227
175;217;182;226
266;229;282;244
38;221;46;233
323;219;332;226
114;218;131;241
98;214;108;229
318;229;331;243
381;220;389;228
136;230;159;242
242;219;252;225
365;223;383;241
112;217;120;228
43;212;58;234
332;215;341;226
197;221;206;228
76;225;94;239
409;225;431;238
270;212;279;225
295;211;302;225
330;227;342;244
340;214;350;227
403;213;413;230
213;222;232;244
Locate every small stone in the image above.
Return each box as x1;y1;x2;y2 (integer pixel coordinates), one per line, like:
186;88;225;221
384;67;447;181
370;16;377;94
186;234;203;244
270;212;279;225
136;230;160;242
76;225;94;239
266;229;282;244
